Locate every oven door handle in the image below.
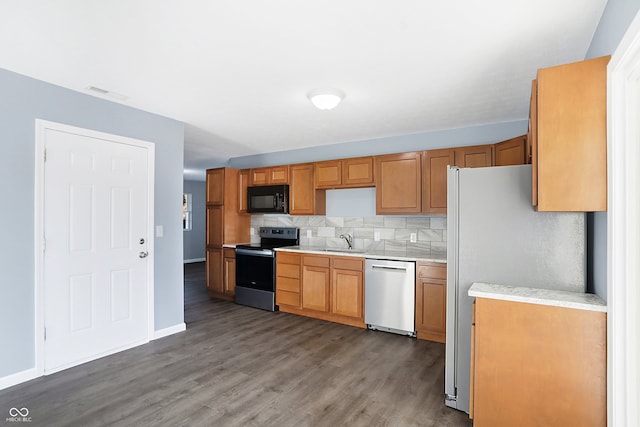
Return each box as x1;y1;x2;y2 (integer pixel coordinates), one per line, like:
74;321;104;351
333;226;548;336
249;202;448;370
235;248;274;257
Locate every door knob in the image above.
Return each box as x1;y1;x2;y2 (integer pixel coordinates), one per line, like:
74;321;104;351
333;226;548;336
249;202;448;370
139;251;149;258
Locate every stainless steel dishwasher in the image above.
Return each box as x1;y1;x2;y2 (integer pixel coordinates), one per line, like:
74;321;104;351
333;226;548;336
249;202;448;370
364;258;416;337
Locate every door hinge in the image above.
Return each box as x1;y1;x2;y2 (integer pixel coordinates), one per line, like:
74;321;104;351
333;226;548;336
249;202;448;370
44;148;47;162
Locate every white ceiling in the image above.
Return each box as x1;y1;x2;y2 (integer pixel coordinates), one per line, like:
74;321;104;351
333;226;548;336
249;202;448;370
1;0;607;178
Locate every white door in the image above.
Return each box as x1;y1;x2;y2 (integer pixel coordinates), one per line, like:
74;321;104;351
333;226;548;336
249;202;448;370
42;124;151;374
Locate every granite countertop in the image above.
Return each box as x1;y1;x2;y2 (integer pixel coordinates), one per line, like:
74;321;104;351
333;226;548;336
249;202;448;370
274;246;446;263
468;282;607;312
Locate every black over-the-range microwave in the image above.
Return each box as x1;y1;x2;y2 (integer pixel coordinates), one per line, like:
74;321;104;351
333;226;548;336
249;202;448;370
247;184;289;214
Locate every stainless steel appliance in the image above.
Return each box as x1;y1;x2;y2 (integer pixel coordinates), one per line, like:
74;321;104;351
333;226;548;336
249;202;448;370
235;227;299;311
445;165;586;413
247;185;289;214
364;258;416;336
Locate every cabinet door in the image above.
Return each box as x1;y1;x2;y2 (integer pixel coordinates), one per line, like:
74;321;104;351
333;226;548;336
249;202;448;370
375;152;422;214
206;206;223;247
269;165;289;184
422;148;455;215
536;56;608;211
343;157;374;187
206;248;223;294
238;169;249;213
290;163;319;215
530;80;538;206
206;168;225;205
250;167;270;186
454;145;493;168
302;257;330;312
315;160;342;188
223;248;236;296
416;279;446;342
332;268;363;319
494;135;527;166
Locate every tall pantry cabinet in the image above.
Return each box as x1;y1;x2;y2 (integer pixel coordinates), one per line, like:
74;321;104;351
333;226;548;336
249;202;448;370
206;168;250;300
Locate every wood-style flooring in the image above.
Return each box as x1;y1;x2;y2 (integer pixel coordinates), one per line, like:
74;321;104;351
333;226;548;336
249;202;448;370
0;262;472;426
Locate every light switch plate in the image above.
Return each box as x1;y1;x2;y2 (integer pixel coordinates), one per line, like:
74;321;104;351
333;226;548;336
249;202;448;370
250;227;255;235
307;229;312;238
410;233;417;243
374;231;380;241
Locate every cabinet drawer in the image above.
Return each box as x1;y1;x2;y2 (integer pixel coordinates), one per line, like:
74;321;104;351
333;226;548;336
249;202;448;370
223;247;236;258
276;290;300;307
277;263;300;279
417;263;446;279
277;252;300;264
277;277;300;293
303;255;330;268
332;257;364;271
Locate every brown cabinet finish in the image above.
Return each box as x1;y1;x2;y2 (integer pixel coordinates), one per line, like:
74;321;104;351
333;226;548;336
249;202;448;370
276;252;302;308
238;169;249;213
529;80;539;206
315;160;342;188
534;55;609;211
422;148;455;215
315;157;374;189
375;152;422;214
222;247;236;296
205;167;250;299
331;257;364;319
471;297;606;427
415;262;447;343
454;144;493;168
302;255;331;313
290;163;326;215
494;135;527;166
250;165;290;186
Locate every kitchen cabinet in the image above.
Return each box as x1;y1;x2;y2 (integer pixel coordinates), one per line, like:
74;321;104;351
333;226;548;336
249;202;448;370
205;167;250;300
422;148;455;215
375;152;422;214
276;252;302;308
249;165;289;186
290;163;326;215
494;135;527;166
454;144;493;168
532;55;609;211
529;79;538;204
277;251;365;328
238;169;249;213
315;157;374;188
223;247;236;296
415;261;446;343
470;296;606;427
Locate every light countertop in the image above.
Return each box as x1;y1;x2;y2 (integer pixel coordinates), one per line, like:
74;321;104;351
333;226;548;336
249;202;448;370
468;282;607;312
274;246;446;263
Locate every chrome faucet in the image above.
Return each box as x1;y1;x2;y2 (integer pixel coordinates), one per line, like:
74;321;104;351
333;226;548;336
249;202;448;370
339;233;353;250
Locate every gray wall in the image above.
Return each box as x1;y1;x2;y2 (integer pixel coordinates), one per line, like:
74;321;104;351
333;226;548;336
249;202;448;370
0;68;185;379
229;120;528;168
584;0;640;301
183;180;206;262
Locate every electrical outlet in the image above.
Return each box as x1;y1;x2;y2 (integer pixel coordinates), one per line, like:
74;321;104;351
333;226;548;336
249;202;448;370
374;231;380;241
155;225;163;237
307;229;312;238
410;233;417;243
250;227;255;235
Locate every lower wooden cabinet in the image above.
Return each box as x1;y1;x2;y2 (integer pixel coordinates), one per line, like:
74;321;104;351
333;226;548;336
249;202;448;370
470;297;606;427
206;248;223;297
222;247;236;297
415;261;447;343
276;252;365;328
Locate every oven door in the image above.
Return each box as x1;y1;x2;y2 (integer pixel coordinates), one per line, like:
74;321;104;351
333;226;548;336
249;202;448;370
235;248;275;292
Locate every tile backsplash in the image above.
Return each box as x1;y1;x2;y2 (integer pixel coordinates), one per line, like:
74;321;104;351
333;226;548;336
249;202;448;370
250;215;447;255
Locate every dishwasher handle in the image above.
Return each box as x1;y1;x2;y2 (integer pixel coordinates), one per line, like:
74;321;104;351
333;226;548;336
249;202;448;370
370;264;408;271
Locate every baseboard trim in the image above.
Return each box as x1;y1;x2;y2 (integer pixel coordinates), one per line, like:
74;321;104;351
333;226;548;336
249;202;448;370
184;258;205;264
0;367;39;391
153;322;186;340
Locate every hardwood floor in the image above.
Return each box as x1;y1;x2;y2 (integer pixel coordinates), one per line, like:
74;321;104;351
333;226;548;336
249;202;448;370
0;262;471;427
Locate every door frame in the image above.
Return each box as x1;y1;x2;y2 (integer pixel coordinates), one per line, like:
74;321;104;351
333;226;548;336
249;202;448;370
608;10;640;427
34;119;155;376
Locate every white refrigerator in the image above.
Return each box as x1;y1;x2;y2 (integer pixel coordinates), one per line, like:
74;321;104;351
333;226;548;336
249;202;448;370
444;165;586;413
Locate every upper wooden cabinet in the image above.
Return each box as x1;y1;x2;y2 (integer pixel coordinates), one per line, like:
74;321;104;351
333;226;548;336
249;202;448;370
494;135;527;167
315;157;374;189
422;148;455;215
250;165;289;186
533;55;609;212
454;144;493;168
238;169;249;213
375;152;422;214
290;163;326;215
206;168;225;205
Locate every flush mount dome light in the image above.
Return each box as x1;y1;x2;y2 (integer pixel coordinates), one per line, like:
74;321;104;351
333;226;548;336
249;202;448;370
308;88;344;110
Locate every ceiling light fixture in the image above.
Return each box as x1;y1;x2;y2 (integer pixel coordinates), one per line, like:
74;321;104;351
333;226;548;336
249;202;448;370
308;88;344;110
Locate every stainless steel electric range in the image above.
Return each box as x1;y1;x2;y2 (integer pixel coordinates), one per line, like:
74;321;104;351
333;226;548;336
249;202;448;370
234;227;299;311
